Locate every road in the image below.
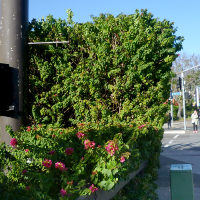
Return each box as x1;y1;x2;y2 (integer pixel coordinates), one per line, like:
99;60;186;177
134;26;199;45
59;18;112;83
156;123;200;200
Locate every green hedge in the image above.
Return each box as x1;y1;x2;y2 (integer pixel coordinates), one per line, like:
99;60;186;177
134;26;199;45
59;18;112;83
0;9;182;199
28;9;182;127
0;122;162;199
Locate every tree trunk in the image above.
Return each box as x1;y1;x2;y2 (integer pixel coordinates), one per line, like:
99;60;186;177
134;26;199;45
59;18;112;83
177;102;182;119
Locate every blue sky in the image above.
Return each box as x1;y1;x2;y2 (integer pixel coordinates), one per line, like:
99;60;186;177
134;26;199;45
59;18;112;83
29;0;200;55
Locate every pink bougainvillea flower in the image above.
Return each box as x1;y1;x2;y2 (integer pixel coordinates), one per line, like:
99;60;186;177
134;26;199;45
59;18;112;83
60;188;67;197
89;184;98;193
67;180;73;185
55;162;67;171
26;126;31;132
78;123;85;126
25;186;30;191
10;138;17;147
76;131;85;139
138;124;146;129
65;147;74;155
120;156;126;163
84;139;90;149
105;140;118;156
97;145;102;148
89;141;95;149
24;149;29;153
42;159;52;168
49;150;56;155
81;157;84;160
22;169;27;175
84;139;95;149
92;171;97;175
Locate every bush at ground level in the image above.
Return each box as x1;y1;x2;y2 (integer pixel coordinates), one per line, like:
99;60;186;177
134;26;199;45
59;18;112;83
0;121;163;199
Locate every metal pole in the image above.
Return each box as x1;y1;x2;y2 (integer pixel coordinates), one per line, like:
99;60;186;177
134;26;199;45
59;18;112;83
182;72;186;130
0;0;28;144
171;100;173;127
170;87;173;127
196;86;199;109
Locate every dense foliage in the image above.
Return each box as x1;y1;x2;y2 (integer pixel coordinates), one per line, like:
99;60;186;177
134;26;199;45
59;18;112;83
28;9;182;127
0;9;182;199
113;163;159;200
0;122;162;199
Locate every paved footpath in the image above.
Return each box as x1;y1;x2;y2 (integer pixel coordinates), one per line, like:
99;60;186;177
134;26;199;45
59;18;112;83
156;120;200;200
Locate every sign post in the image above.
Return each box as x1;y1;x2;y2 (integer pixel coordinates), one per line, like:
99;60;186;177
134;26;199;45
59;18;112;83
0;0;28;144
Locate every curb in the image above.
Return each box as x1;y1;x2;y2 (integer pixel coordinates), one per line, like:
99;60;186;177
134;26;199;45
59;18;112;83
164;130;185;134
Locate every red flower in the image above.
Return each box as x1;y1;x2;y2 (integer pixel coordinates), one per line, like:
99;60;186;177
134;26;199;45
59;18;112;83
120;156;125;163
67;180;73;185
65;147;74;155
49;150;55;155
138;124;145;129
22;169;27;175
78;123;85;126
25;186;30;191
92;171;97;175
89;184;98;193
60;188;67;197
42;159;52;168
24;149;29;153
105;140;118;156
84;139;95;149
10;138;17;147
26;126;31;132
55;162;67;171
76;132;85;139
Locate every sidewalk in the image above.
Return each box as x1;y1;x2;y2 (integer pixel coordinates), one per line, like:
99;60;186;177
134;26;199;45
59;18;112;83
163;119;194;134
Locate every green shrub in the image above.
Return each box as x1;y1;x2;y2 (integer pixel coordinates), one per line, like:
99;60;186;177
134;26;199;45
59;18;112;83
0;122;162;199
28;9;182;127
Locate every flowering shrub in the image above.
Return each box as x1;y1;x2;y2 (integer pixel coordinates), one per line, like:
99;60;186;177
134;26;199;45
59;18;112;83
0;121;163;199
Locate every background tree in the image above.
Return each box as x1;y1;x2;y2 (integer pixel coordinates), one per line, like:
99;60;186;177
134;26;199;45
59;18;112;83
172;53;200;118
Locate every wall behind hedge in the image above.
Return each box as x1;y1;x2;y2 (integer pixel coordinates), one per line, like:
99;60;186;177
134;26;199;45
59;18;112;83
28;9;183;127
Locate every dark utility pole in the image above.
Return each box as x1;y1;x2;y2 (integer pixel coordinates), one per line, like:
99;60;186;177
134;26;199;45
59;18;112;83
0;0;28;144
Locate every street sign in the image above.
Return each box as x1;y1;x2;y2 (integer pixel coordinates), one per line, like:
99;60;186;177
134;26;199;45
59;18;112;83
172;92;182;96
